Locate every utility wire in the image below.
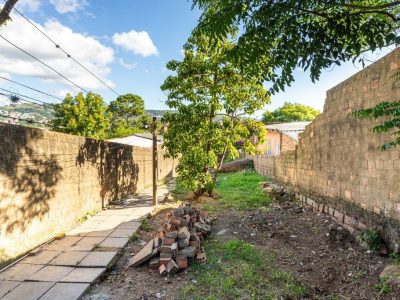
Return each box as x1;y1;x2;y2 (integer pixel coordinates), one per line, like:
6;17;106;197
0;75;63;101
0;91;49;108
9;4;120;97
0;87;53;107
0;33;89;93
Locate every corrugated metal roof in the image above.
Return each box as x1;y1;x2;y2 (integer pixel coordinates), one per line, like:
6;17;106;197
265;121;310;141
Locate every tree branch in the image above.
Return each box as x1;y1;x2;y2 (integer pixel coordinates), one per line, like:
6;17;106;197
0;0;19;26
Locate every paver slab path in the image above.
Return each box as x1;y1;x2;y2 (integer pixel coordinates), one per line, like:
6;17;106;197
0;182;173;300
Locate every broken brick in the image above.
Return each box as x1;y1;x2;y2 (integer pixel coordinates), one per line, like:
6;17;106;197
173;207;185;218
189;240;200;249
181;246;196;259
178;226;190;239
159;264;167;275
177;237;189;249
160;244;172;254
196;252;206;263
162;237;175;246
166;259;178;274
149;257;159;269
170;218;181;228
177;255;188;269
165;231;177;239
159;252;172;266
171;242;178;259
128;239;157;267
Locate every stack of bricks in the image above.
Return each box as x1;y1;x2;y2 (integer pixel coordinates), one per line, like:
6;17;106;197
130;203;212;275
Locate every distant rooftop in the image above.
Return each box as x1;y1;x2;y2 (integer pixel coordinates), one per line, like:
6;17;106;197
108;133;163;148
265;121;311;141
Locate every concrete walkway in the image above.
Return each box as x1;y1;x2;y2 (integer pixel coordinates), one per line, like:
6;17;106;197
0;184;172;300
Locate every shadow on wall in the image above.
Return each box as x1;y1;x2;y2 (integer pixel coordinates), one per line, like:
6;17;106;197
0;124;62;235
77;138;139;207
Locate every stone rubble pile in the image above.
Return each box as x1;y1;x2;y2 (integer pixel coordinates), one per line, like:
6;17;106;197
128;203;211;276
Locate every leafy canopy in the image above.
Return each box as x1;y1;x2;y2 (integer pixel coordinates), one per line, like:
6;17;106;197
193;0;400;93
161;35;269;192
262;102;320;123
107;93;150;138
51;92;111;139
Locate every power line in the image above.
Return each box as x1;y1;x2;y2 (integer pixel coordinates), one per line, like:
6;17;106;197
9;4;120;97
0;33;89;93
0;87;53;107
0;75;63;101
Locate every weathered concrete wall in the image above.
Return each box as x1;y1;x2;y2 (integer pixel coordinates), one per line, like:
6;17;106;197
252;48;400;221
0;123;175;264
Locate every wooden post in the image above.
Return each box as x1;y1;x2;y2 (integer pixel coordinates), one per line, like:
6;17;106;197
152;116;158;207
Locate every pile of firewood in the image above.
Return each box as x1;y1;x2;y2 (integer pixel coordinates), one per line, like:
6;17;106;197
128;203;212;275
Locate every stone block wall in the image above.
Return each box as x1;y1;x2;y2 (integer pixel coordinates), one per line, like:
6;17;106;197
0;123;175;264
252;48;400;221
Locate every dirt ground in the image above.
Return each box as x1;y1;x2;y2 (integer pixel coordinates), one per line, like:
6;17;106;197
81;200;400;300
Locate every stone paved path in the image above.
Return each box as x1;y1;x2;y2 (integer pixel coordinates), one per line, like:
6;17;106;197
0;184;171;300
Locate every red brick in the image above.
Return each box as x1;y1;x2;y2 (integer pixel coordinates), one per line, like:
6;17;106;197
177;255;188;269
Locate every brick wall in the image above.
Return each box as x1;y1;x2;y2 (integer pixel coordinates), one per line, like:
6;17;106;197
0;123;175;264
252;48;400;221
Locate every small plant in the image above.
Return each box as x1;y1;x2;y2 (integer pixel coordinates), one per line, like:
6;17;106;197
389;252;400;265
358;228;383;252
374;276;392;295
129;232;140;242
140;219;153;232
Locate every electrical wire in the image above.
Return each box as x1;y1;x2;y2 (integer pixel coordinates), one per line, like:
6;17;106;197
0;75;63;101
0;33;89;93
8;4;120;96
0;87;53;107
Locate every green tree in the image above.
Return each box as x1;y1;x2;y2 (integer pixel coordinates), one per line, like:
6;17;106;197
192;0;400;93
161;35;269;194
192;0;400;149
108;93;150;138
51;92;111;139
262;102;320;123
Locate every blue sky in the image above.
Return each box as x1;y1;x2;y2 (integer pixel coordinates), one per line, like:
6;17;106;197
0;0;394;118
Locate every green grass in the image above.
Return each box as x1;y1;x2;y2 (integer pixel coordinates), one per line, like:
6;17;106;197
139;219;153;232
204;171;272;213
180;240;307;300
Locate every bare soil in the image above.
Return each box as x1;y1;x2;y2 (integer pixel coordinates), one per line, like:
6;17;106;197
82;202;400;300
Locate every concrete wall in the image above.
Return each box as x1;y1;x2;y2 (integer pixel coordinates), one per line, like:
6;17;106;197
0;123;175;264
251;48;400;221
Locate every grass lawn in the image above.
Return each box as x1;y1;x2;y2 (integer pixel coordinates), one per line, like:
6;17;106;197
180;239;307;300
204;171;272;213
179;171;307;299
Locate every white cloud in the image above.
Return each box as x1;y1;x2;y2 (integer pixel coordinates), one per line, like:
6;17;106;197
118;58;137;70
112;30;159;57
0;14;115;91
49;0;88;14
16;0;41;12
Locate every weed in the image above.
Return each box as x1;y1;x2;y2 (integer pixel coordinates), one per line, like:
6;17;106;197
358;228;383;252
129;232;140;242
390;252;400;265
374;276;392;295
179;239;307;299
140;219;153;232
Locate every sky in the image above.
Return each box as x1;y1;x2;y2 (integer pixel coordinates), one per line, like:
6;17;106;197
0;0;395;118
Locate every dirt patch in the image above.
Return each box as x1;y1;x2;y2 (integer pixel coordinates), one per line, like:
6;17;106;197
82;203;399;300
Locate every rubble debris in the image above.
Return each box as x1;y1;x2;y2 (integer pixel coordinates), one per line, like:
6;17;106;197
129;203;212;275
128;239;158;267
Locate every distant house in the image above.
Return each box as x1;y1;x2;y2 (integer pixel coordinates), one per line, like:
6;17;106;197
108;133;163;148
259;121;310;156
